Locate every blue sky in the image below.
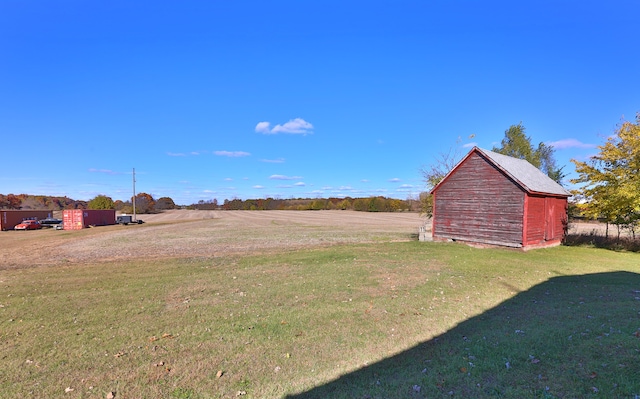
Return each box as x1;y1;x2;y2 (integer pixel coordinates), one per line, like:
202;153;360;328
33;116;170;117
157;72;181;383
1;1;638;205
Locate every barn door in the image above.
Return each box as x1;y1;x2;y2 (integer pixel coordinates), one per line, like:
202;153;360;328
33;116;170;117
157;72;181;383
545;198;555;240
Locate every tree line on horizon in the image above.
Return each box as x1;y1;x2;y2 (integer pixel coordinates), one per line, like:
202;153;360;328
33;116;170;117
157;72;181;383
0;193;421;213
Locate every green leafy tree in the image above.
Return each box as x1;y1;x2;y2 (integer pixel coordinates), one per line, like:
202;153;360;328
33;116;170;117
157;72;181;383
88;195;115;210
571;114;640;238
492;123;565;183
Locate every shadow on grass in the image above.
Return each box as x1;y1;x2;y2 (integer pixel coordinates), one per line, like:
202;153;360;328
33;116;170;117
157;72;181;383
285;272;640;399
563;234;640;252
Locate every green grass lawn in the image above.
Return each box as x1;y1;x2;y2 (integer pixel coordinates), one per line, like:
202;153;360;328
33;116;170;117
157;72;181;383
1;242;639;398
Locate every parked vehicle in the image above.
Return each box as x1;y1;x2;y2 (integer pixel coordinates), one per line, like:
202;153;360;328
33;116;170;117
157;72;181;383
116;215;144;225
14;220;42;230
39;218;63;228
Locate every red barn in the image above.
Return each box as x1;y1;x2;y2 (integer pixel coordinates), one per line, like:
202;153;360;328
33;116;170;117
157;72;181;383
431;147;571;249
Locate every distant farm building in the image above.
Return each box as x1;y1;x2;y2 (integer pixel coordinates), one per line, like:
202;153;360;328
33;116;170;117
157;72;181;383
430;147;571;249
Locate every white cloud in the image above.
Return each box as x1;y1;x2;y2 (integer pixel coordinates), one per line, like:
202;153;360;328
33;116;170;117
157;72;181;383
214;151;251;157
361;179;370;183
256;118;314;135
255;121;271;133
294;182;306;187
269;174;303;180
463;142;478;148
167;152;186;157
388;178;401;183
253;185;265;189
546;139;597;150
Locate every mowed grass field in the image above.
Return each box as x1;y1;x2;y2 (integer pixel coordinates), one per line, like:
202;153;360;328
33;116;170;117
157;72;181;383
1;210;639;399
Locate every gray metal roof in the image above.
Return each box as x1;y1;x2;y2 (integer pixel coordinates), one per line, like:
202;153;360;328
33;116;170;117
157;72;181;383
476;147;571;196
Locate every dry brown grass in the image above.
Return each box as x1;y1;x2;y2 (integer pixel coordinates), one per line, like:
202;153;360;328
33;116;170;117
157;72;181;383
1;210;424;270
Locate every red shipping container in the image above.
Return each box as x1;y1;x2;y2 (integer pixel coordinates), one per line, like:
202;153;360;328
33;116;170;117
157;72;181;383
63;209;116;230
1;210;52;231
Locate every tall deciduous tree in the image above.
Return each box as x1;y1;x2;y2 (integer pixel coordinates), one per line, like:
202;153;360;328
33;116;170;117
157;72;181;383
571;114;640;237
133;193;156;214
492;123;564;184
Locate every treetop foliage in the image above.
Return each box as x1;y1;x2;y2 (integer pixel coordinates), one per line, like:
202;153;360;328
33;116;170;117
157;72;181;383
88;195;115;210
0;194;86;210
571;113;640;236
492;123;564;184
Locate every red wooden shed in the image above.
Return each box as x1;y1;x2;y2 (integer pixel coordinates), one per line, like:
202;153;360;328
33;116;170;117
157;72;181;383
431;147;571;249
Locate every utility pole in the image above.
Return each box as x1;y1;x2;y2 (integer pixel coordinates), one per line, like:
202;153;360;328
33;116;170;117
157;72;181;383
132;168;137;222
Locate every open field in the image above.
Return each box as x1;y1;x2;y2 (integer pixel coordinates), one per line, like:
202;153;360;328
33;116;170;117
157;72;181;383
1;210;640;398
0;210;424;269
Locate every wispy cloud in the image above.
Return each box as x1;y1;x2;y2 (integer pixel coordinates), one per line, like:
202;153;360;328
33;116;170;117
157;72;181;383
214;150;251;157
167;151;204;157
463;142;478;148
546;139;597;150
253;185;265;189
269;174;303;180
88;168;119;175
256;118;314;135
294;182;306;187
388;178;401;183
261;158;285;163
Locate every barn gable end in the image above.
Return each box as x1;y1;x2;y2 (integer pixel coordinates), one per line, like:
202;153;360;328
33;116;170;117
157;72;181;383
431;147;570;249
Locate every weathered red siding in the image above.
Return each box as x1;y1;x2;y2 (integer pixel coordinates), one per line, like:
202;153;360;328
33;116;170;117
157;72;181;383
524;195;546;244
522;196;567;247
432;152;526;247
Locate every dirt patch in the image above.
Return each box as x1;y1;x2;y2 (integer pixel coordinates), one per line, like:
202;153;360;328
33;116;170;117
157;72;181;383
1;210;425;270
